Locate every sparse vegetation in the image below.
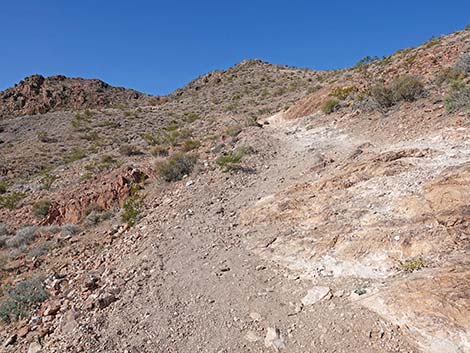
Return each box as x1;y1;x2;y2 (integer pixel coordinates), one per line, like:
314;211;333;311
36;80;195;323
6;226;37;249
119;144;142;156
121;187;145;227
0;277;48;323
63;148;87;163
329;86;358;100
216;146;253;171
0;192;26;210
400;258;426;272
454;53;470;74
62;224;81;237
445;82;470;112
40;171;58;190
181;139;201;152
155;153;198;182
321;98;340;114
366;75;425;109
32;199;51;219
149;145;169;157
0;180;7;194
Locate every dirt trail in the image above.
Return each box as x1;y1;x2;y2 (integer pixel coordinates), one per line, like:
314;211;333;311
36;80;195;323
45;123;419;353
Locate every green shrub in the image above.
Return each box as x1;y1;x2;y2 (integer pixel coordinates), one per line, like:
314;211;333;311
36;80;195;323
225;125;242;137
0;277;48;323
181;139;201;152
149;145;169;157
183;112;200;122
445;83;470;112
40;171;58;191
121;194;144;227
400;258;426;272
436;67;466;86
119;144;142;156
155;153;198;182
216;147;253;171
32;199;51;219
63;148;87;163
0;192;26;210
0;181;7;194
368;83;394;108
329;86;358;100
390;75;425;102
321;98;340;114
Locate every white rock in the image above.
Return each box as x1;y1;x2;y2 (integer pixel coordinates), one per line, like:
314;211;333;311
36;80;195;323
301;286;331;306
28;342;42;353
264;326;285;351
245;330;261;342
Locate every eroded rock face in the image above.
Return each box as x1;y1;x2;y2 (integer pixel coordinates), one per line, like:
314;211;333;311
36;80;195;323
0;75;149;118
360;259;470;353
40;167;146;225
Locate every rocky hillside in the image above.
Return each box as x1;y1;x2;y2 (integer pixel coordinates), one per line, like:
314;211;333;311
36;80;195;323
0;75;151;119
0;29;469;353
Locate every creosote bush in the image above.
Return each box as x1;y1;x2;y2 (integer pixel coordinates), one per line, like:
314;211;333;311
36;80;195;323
445;82;470;112
366;75;425;109
0;192;26;210
0;277;48;323
149;145;169;157
0;180;7;194
181;139;201;152
321;98;340;114
119;144;142;156
32;199;51;219
155;153;198;182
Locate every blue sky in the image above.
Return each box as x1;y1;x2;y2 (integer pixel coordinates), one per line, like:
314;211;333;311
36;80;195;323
1;0;469;95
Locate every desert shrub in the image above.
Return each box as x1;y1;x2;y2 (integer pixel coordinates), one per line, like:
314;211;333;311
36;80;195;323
0;192;26;210
366;75;425;109
119;144;142;156
0;277;48;323
62;224;81;237
224;125;242;137
321;98;340;114
149;145;169;157
63;148;87;163
423;35;440;49
155;153;198;182
400;258;426;272
38;225;61;235
181;139;201;152
355;55;379;67
39;171;58;191
28;240;56;258
216;147;253;171
445;83;470;112
6;226;37;248
84;211;101;226
0;180;7;194
121;193;144;227
37;131;51;143
32;199;51;219
329;86;358;100
390;75;425;102
454;53;470;74
183;112;200;122
0;223;9;236
436;67;466;86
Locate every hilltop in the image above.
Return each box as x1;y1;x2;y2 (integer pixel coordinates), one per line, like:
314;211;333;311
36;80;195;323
0;29;469;353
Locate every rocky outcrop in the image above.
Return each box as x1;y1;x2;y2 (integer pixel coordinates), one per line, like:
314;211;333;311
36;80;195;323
40;167;146;225
0;75;150;118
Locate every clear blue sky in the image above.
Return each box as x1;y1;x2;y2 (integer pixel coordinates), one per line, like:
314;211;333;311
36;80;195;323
1;0;469;95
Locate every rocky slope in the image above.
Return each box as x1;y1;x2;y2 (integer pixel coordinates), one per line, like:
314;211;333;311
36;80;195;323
0;29;469;353
0;75;152;119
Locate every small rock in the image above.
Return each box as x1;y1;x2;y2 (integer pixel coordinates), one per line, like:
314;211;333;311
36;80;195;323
249;312;262;321
264;327;285;351
43;301;61;316
3;334;17;347
333;290;345;298
84;275;99;291
301;286;331;306
255;265;266;271
28;342;42;353
17;326;29;338
97;293;117;309
244;330;261;343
